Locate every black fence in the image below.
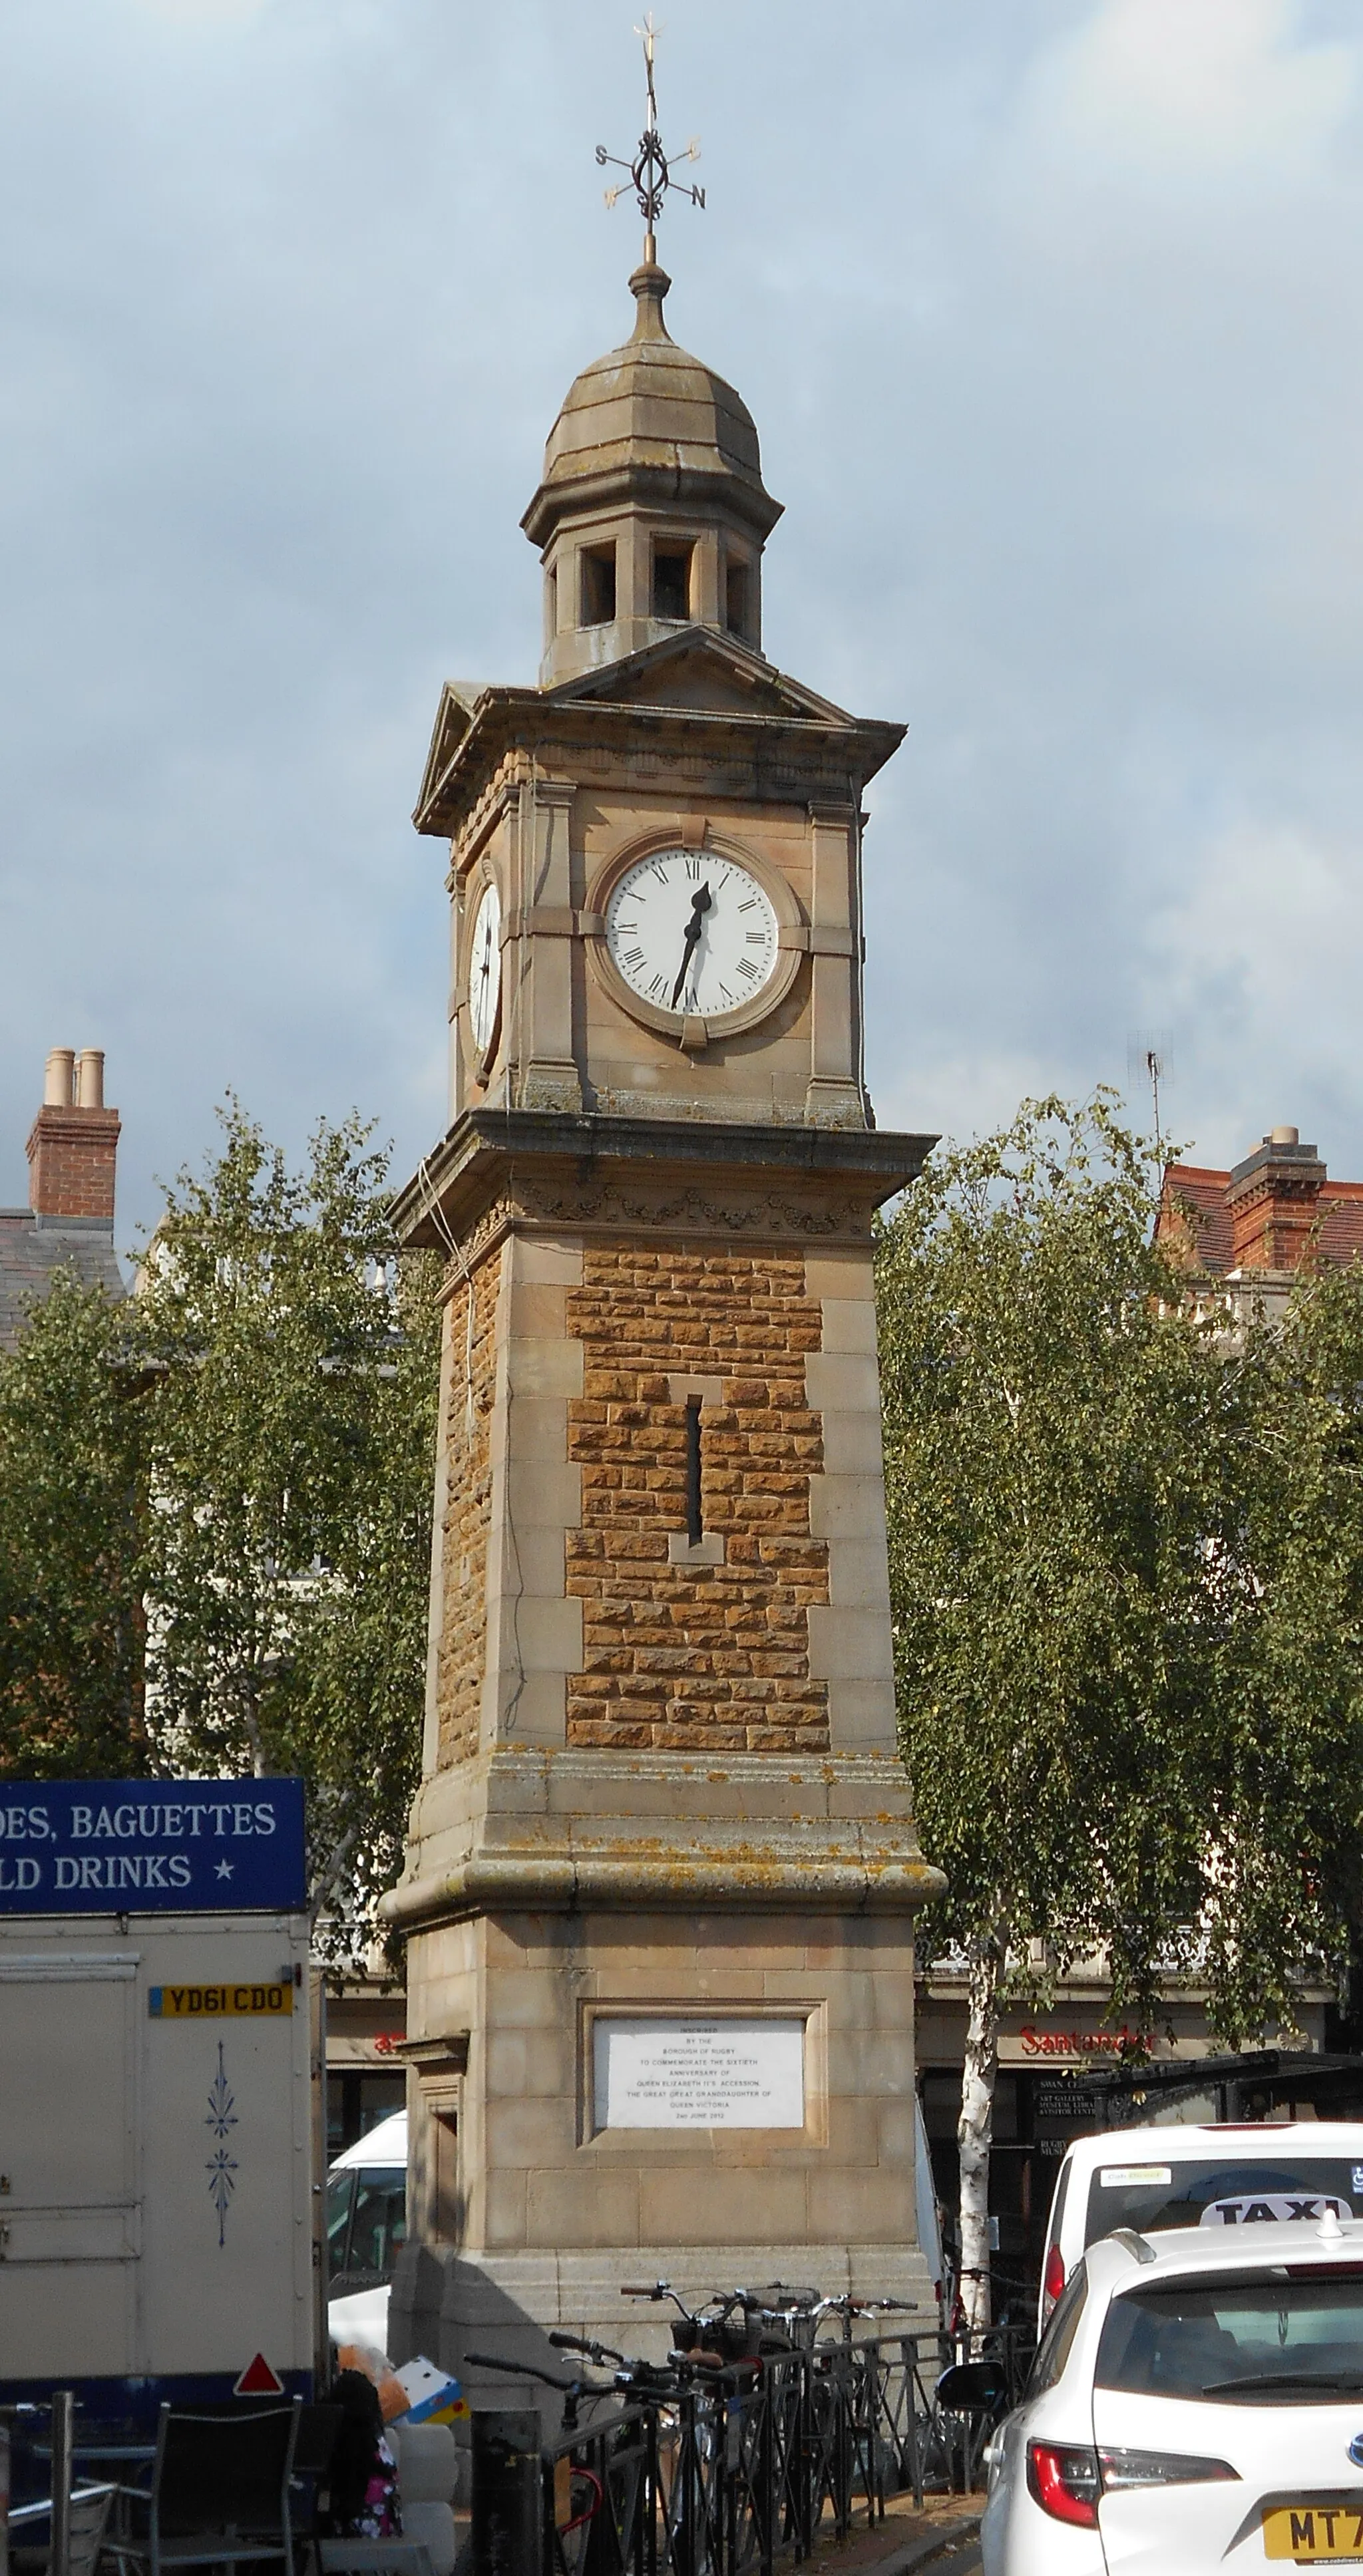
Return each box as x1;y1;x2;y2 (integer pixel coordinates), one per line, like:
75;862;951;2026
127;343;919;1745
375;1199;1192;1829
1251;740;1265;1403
471;2325;1034;2576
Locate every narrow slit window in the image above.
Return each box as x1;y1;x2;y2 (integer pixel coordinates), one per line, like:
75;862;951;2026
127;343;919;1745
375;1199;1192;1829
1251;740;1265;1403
685;1394;703;1546
725;559;749;639
653;544;692;623
580;544;617;627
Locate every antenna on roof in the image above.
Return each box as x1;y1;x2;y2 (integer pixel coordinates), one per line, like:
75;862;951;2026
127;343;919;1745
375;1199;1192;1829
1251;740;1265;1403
1127;1033;1173;1157
596;15;704;263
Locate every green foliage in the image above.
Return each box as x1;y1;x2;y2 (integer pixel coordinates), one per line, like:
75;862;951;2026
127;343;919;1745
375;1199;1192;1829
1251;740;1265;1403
0;1270;148;1779
877;1092;1363;2044
134;1104;441;1953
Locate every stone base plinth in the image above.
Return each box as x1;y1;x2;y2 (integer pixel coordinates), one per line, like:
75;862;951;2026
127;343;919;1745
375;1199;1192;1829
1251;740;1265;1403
388;1891;929;2430
390;2239;936;2432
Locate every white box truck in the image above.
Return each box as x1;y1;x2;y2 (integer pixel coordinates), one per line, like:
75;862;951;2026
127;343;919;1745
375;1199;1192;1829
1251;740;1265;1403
0;1778;315;2419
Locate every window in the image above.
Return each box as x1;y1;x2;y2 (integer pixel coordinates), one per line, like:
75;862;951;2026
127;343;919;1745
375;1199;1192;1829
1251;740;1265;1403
325;2171;354;2278
1096;2268;1363;2404
1085;2157;1363;2249
1028;2260;1089;2395
327;2164;407;2287
725;558;749;639
580;544;616;627
545;565;558;637
349;2168;407;2279
653;544;692;621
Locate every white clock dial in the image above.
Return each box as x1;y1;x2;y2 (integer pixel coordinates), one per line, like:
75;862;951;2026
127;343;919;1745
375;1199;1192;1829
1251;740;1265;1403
604;849;780;1019
468;880;502;1056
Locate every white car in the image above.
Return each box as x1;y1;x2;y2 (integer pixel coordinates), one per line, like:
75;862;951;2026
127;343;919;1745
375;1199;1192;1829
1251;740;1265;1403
982;2209;1363;2571
1039;2124;1363;2334
327;2108;407;2352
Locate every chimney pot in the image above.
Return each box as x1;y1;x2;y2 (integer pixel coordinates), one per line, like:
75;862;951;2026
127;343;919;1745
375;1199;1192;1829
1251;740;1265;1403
43;1047;75;1108
1270;1124;1300;1146
76;1048;105;1109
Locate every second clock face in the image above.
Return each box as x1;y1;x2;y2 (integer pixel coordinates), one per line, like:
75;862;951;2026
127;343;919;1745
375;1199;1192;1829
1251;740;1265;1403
604;849;781;1021
468;880;502;1056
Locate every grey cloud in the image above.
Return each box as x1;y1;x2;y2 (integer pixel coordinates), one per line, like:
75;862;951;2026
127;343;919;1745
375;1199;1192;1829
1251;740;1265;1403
1;0;1361;1233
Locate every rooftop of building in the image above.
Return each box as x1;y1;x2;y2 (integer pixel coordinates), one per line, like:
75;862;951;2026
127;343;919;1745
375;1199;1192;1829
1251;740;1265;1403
0;1046;125;1352
1159;1124;1363;1277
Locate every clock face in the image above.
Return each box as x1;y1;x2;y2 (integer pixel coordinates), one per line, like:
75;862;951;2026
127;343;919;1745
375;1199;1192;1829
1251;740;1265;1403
468;880;502;1056
604;849;781;1021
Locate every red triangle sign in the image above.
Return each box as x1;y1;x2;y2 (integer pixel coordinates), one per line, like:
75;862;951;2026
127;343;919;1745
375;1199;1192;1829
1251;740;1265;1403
234;2352;285;2396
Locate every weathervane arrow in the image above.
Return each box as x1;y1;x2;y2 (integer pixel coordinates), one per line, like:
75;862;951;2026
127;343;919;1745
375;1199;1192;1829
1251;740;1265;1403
596;13;704;258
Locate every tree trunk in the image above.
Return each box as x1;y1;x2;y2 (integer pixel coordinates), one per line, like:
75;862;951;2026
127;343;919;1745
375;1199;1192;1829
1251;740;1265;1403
957;1921;1005;2341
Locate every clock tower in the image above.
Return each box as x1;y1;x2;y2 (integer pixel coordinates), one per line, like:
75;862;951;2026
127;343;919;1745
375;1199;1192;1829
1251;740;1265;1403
383;135;944;2395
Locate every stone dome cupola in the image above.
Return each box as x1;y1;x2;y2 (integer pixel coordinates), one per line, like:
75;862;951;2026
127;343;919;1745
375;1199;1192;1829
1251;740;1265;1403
522;252;783;685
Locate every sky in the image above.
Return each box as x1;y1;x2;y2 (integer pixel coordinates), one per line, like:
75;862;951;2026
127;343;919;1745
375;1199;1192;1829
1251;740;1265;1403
2;0;1362;1242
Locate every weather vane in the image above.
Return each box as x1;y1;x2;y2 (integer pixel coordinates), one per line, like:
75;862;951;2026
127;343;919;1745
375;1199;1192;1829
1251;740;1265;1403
596;15;704;257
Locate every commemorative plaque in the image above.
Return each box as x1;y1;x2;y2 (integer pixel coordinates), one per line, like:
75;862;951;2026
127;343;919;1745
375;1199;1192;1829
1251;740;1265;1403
594;2016;805;2130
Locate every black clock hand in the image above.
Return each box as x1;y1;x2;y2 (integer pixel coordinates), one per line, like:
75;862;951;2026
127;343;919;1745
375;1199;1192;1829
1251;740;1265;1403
671;882;712;1008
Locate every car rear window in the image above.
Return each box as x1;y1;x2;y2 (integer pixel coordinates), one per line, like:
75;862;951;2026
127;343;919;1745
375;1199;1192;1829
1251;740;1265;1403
1085;2157;1362;2247
1095;2268;1363;2404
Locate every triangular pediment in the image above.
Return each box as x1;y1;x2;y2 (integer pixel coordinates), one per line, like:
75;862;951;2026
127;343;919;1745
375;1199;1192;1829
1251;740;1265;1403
414;680;495;827
543;627;857;727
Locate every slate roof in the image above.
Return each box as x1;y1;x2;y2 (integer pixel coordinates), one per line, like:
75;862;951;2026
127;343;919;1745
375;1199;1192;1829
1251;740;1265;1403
0;1209;126;1352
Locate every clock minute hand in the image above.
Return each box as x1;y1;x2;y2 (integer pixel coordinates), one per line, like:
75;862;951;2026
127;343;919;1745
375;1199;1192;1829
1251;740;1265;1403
671;882;712;1008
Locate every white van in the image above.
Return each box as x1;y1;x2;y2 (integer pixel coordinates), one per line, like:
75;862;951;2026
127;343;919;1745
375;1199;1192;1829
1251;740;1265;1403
1039;2120;1363;2332
327;2108;407;2352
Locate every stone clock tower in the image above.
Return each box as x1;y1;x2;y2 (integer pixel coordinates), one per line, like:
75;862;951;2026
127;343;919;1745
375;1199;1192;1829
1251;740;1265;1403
383;200;943;2394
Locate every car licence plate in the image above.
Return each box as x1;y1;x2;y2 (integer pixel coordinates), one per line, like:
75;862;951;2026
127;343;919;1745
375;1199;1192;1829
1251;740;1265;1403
1263;2503;1363;2561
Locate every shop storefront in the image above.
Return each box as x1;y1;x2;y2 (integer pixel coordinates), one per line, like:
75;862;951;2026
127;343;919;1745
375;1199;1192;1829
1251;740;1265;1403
325;1974;406;2156
916;1967;1331;2315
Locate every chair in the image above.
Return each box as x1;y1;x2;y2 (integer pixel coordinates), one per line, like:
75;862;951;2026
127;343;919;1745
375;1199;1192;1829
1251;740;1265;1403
116;2399;301;2576
7;2480;116;2576
286;2404;345;2547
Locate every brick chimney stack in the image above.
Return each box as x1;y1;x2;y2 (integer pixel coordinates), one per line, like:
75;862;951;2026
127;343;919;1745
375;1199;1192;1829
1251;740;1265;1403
1226;1124;1326;1274
26;1046;120;1223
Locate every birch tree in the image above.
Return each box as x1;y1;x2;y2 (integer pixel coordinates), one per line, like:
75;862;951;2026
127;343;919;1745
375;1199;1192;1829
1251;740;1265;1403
877;1096;1362;2331
134;1104;441;1951
0;1271;148;1778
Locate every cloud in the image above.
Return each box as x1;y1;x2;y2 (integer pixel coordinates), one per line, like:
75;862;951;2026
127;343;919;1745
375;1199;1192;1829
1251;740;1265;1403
1032;0;1357;181
3;0;1363;1230
129;0;268;21
1147;818;1363;1160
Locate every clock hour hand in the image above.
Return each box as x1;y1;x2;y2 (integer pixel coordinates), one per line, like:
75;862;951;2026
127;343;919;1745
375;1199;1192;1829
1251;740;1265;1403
670;882;712;1008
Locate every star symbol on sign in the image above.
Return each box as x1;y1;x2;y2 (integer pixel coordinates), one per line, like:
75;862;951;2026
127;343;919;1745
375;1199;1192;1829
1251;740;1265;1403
215;1859;234;1880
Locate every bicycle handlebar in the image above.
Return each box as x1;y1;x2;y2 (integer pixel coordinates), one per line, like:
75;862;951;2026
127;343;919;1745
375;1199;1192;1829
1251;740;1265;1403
463;2349;608;2398
549;2331;626;2366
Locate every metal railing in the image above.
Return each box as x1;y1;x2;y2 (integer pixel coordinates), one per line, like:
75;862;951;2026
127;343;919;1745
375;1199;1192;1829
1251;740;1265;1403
473;2322;1034;2575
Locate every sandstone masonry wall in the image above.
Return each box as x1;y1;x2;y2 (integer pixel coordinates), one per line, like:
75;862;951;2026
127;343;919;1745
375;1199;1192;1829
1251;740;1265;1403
564;1241;831;1752
435;1249;502;1766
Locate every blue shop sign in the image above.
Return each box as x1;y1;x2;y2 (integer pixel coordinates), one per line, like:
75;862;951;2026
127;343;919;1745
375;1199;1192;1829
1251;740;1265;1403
0;1778;306;1915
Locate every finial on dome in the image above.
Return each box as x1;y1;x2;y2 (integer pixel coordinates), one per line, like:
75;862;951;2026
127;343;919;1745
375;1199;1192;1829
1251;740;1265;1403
596;13;705;271
628;250;672;343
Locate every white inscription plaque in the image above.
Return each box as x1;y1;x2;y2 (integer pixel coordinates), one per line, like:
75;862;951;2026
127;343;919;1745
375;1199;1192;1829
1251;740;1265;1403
594;2017;805;2130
